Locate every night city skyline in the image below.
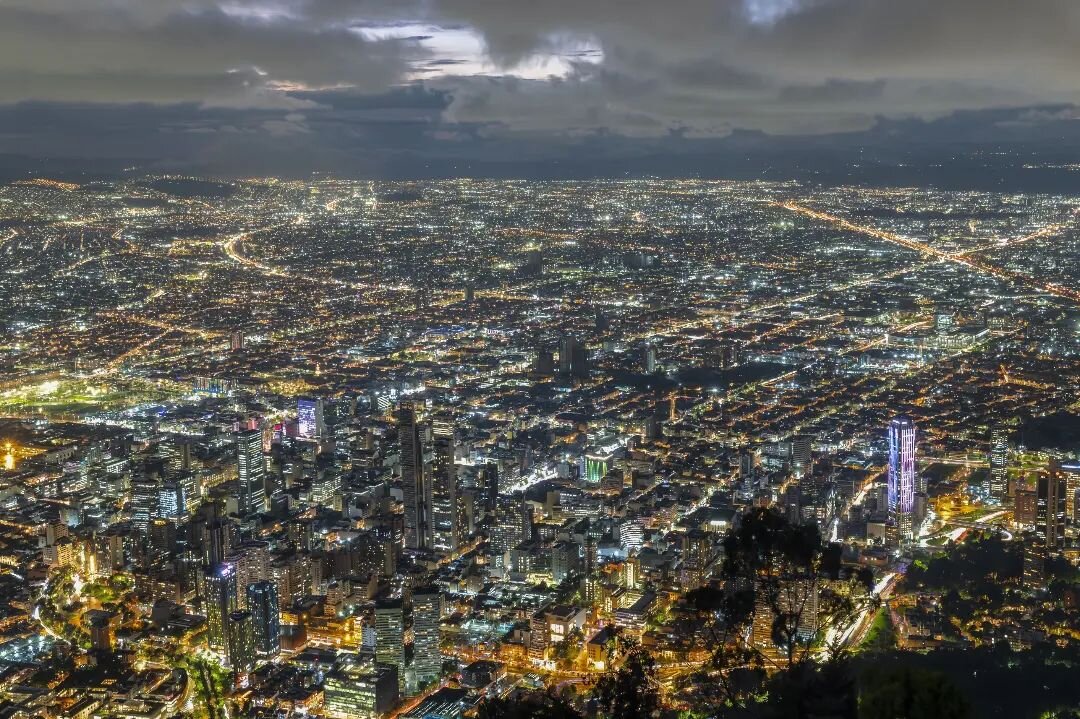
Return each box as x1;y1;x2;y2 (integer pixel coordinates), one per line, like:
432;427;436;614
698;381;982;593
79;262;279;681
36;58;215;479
2;3;1080;719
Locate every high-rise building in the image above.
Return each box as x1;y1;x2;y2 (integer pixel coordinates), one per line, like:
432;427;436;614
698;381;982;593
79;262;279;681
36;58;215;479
324;655;399;719
226;610;256;672
374;599;405;692
534;348;555;376
236;430;266;517
1036;470;1066;550
791;435;813;479
205;562;239;652
297;397;325;440
887;416;917;545
429;420;461;554
311;466;342;509
1022;535;1047;592
130;476;159;531
157;481;185;522
397;403;428;551
411;587;442;689
643;343;658;374
559;336;588;378
247;581;281;657
229;540;271;608
488;494;530;573
989;425;1009;500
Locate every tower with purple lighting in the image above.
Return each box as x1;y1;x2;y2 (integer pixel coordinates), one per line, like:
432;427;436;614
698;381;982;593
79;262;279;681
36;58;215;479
887;415;917;545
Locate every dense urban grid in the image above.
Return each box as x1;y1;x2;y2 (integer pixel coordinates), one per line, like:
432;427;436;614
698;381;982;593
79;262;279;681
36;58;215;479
1;176;1080;718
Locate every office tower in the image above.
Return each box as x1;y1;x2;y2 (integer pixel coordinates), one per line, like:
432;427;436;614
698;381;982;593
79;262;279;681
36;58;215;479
411;587;442;689
226;610;256;672
374;599;405;692
534;348;555;376
205;562;239;652
1023;535;1047;592
178;471;201;515
488;494;530;573
311;466;342;509
230;541;270;608
429;420;460;554
559;336;577;375
552;541;582;584
230;330;245;352
791;435;812;479
236;429;266;517
162;438;193;477
297;398;325;439
397;403;428;551
247;581;281;657
887;416;917;545
130;476;159;531
324;655;399;719
157;481;185;522
559;336;588;378
146;519;176;571
643;343;657;373
584;531;599;602
1036;470;1066;550
989;425;1009;500
482;463;499;516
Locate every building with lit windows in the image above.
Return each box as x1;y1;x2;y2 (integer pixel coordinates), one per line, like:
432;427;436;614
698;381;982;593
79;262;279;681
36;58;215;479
989;425;1009;500
247;581;281;657
374;599;405;692
887;416;917;546
324;655;398;719
205;562;238;652
411;588;442;690
236;429;266;516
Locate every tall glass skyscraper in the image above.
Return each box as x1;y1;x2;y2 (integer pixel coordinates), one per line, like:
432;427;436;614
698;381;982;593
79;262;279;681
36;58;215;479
205;562;238;652
247;580;281;657
236;429;266;517
297;397;324;439
887;416;917;545
396;403;428;551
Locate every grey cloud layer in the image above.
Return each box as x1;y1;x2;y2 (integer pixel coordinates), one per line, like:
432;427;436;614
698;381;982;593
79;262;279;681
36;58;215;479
2;0;1079;135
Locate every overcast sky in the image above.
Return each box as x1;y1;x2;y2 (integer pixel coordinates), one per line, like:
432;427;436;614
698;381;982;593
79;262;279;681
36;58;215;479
2;0;1079;180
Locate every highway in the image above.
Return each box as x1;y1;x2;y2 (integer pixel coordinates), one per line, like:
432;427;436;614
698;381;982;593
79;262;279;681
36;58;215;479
776;201;1080;304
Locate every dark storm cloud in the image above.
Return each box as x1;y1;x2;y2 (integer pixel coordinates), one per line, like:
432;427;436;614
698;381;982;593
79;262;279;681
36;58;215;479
1;0;1079;178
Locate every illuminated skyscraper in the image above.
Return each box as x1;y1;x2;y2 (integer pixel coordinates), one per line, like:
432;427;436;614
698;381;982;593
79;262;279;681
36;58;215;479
375;599;405;692
989;425;1009;500
429;418;461;554
247;581;281;657
397;403;428;551
1036;470;1066;550
236;429;266;516
297;398;325;440
226;610;256;672
411;587;442;689
791;434;813;479
205;562;238;652
887;416;917;545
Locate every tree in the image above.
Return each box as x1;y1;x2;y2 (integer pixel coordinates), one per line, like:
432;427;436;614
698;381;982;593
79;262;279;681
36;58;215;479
475;693;583;719
678;508;873;711
594;645;661;719
554;627;585;668
858;666;971;719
